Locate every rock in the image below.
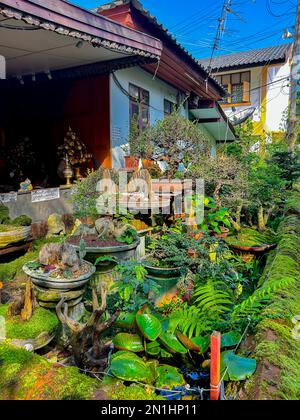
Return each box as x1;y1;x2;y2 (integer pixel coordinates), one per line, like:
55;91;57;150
72;221;96;237
39;243;61;266
60;243;80;271
95;218;115;238
47;214;65;237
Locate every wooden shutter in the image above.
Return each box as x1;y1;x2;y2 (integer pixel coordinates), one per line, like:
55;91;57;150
243;80;250;102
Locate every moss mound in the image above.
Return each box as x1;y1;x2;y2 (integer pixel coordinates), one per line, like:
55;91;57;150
0;343;100;400
0;343;164;400
226;228;277;248
0;305;59;340
242;190;300;400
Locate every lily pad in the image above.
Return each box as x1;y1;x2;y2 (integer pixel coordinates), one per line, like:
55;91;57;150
191;336;210;353
156;365;186;389
110;351;155;384
136;314;162;341
113;333;144;353
159;332;187;354
221;351;257;381
221;331;242;348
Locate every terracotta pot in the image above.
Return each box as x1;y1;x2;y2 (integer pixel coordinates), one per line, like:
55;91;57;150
142;159;155;169
213;227;230;239
125;156;139;170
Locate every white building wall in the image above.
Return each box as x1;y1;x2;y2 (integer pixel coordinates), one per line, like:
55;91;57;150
216;62;291;132
216;67;262;122
110;66;188;168
266;61;290;132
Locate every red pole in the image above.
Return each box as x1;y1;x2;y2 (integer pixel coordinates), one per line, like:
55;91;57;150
210;331;221;401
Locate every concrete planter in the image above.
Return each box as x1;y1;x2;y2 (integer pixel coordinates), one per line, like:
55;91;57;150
23;261;95;309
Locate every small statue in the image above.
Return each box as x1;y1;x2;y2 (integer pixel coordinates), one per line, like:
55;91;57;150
19;178;33;192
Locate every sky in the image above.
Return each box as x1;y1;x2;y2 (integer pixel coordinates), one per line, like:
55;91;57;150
71;0;297;59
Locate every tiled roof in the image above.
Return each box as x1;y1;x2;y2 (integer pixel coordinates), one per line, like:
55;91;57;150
198;44;292;72
94;0;227;96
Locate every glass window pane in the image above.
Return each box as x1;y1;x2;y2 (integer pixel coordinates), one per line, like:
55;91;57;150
231;84;243;103
141;89;149;105
222;74;230;85
241;71;250;82
129;84;139;99
231;73;241;84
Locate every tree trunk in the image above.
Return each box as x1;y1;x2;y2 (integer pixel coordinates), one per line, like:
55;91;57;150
258;205;266;231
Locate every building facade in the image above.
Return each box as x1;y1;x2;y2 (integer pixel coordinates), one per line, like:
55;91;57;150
199;44;292;136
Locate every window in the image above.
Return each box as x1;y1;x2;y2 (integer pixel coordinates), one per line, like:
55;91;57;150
164;99;175;116
215;71;251;104
129;84;150;132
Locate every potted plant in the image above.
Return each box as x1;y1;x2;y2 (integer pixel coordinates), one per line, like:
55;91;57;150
23;242;95;309
124;116;154;170
142;231;203;300
0;205;32;249
198;198;232;238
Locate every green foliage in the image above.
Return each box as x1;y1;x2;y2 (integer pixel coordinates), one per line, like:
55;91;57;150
71;168;119;219
193;279;232;316
269;151;300;189
166;303;212;338
116;226;138;245
114;261;160;312
10;215;32;227
136;313;162;341
159;332;188;354
221;351;257;381
110;351;156;384
113;333;144;353
135;111;210;177
0;205;10;224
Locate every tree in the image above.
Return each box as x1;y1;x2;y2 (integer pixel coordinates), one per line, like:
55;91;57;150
136;112;210;177
248;158;284;231
269;151;300;189
188;153;249;231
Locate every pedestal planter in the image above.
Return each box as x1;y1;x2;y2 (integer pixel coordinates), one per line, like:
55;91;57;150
23;261;95;309
142;260;184;301
70;239;140;288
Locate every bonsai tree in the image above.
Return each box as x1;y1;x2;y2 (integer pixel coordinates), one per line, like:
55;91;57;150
248;158;284;231
135;112;210;177
71;168;119;220
188;154;249;231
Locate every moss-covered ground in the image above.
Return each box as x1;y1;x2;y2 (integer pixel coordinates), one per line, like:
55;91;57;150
242;190;300;400
0;342;164;400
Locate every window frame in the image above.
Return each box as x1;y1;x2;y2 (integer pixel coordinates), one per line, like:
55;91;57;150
129;83;150;132
216;71;251;105
164;98;176;116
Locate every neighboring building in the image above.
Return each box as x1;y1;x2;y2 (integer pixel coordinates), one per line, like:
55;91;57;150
0;0;235;195
199;44;293;136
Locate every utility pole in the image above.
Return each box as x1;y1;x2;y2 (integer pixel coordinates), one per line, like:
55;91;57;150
287;0;300;152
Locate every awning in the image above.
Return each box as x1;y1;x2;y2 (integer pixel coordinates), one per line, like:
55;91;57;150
190;100;236;143
0;0;162;79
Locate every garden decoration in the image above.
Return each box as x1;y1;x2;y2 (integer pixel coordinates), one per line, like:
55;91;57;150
23;242;95;310
0;205;32;249
58;127;93;180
